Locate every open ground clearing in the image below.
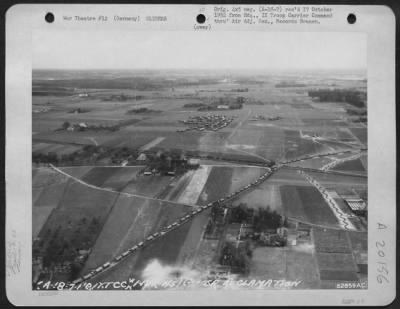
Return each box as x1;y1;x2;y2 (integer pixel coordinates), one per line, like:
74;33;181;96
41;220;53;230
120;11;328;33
280;185;339;228
178;166;212;205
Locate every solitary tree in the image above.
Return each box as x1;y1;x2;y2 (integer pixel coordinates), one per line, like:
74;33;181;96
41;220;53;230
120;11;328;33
62;121;70;130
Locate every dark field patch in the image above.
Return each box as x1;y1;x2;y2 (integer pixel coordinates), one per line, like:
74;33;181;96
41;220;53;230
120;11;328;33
316;253;357;271
313;227;351;253
290;103;313;109
199;167;234;204
81;167;123;187
348;232;368;251
220;152;267;164
280;185;308;221
357;264;367;275
297;186;339;226
332;159;365;172
280;185;338;227
350;127;367;144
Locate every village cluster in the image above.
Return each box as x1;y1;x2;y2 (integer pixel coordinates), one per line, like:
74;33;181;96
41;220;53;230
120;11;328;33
177;114;236;132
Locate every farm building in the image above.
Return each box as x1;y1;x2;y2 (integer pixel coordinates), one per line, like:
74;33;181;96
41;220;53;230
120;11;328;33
345;198;367;216
277;227;288;237
217;105;229;110
136;153;147;161
296;222;311;236
188;158;200;169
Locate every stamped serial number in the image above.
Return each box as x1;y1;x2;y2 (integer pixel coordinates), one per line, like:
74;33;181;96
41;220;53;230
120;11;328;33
336;282;367;289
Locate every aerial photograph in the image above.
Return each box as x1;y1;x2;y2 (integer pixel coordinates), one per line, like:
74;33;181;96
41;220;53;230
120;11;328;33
32;31;367;290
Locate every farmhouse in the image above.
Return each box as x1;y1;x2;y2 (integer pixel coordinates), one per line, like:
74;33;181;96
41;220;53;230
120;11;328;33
188;158;200;169
79;122;88;129
217;105;230;110
137;153;147;161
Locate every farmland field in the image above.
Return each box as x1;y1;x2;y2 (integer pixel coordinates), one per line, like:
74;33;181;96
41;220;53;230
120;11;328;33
312;228;351;253
350;127;367;145
332;158;366;172
280;185;339;228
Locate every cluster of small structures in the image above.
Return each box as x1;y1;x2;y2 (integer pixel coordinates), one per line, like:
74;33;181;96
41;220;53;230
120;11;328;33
56;121;120;132
249;115;282;121
69;166;277;286
33;107;51;113
177;114;235;132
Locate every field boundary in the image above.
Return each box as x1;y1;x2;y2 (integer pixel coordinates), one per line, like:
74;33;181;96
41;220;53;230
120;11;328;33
48;164;199;209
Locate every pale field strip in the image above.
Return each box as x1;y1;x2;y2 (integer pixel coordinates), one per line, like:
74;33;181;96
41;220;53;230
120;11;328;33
48;164;199;208
320;151;364;171
226;144;270;164
139;136;165;151
178;165;212;205
297;170;356;231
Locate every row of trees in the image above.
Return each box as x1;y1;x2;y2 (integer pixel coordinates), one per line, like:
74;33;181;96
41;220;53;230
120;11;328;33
60;121;120;132
33;144;194;169
308;89;366;108
126;107;161;114
229;203;286;232
102;94;145;102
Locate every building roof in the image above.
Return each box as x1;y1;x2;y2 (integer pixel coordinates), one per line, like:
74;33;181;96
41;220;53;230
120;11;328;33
188;158;200;165
345;199;367;211
137;153;147;161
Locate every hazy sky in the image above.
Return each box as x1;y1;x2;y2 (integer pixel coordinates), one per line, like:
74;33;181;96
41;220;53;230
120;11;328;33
33;30;366;71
